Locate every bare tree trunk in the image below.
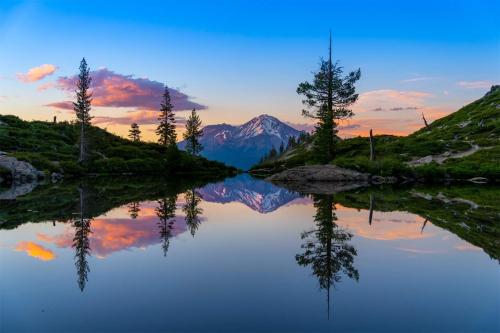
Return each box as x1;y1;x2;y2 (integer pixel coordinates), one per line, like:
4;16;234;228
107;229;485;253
422;113;429;128
369;129;375;161
79;122;84;163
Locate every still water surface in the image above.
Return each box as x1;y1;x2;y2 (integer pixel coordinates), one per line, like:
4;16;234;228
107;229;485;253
1;175;499;332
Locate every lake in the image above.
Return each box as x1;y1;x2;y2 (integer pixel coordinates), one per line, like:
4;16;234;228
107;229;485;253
1;175;499;332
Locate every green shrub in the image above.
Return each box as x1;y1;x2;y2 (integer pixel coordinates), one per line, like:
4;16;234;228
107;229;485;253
413;162;446;182
10;152;59;172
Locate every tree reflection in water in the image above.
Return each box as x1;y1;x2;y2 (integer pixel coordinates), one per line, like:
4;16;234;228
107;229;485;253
296;194;359;318
127;202;141;219
183;188;203;237
73;185;92;292
156;195;177;257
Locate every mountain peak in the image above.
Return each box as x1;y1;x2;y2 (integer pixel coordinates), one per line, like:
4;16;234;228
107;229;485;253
179;114;302;169
237;114;298;139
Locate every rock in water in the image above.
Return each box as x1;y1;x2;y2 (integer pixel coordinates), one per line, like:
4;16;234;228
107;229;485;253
0;182;38;200
267;165;370;182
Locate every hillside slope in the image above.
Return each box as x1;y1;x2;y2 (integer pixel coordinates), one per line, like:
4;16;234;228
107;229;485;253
0;115;236;181
252;86;500;182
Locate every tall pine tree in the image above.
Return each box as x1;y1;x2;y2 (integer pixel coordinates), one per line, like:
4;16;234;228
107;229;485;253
183;108;203;155
128;122;141;142
297;33;360;163
73;58;93;163
156;85;176;147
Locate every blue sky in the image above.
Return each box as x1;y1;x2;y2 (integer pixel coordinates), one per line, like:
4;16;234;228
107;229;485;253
1;0;499;138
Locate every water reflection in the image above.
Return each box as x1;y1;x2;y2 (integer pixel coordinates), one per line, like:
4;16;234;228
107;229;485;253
183;188;203;237
0;175;498;332
296;194;359;317
155;195;177;257
127;201;141;219
73;185;92;292
199;174;300;213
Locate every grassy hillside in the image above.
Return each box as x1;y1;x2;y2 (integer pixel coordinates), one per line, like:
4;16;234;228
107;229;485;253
252;86;500;181
0;115;237;179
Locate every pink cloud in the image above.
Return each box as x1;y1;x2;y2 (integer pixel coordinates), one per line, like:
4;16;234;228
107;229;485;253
17;64;58;83
45;101;73;110
457;81;493;89
51;68;206;111
38;215;190;258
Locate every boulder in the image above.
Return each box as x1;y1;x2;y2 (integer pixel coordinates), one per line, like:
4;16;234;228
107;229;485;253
0;154;42;183
267;165;370;183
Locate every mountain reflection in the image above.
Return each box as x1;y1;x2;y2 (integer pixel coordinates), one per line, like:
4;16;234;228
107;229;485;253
296;194;359;317
198;174;300;213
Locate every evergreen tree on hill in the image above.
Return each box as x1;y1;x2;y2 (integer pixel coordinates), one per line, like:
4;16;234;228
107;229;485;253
156;86;177;148
128;122;141;142
73;58;93;163
183;108;204;156
297;33;360;163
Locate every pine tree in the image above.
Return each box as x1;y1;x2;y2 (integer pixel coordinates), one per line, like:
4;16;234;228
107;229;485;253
73;58;93;163
183;108;203;155
297;32;360;163
279;141;285;154
156;85;176;147
128;123;141;142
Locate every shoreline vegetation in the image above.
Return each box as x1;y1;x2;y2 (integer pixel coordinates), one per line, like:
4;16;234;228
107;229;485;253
0;114;237;186
0;58;237;187
251;85;499;184
250;34;499;184
1;38;499;189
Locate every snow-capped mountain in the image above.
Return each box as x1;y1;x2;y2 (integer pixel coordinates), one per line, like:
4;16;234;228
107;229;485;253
198;174;301;213
179;114;302;169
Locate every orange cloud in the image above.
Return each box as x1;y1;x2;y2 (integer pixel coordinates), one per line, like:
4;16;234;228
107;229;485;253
17;64;58;83
15;241;56;261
